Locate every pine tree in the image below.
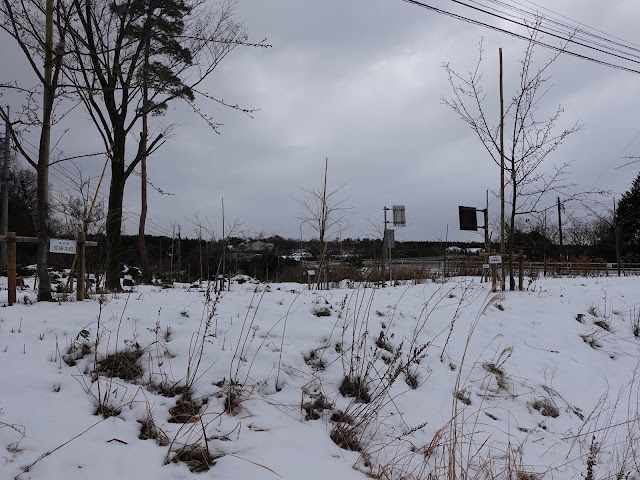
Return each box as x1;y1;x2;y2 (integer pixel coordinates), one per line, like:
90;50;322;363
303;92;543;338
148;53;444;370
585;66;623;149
616;172;640;259
68;0;259;290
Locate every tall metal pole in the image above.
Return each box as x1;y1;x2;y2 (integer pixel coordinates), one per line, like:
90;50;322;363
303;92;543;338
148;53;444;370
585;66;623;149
484;190;489;254
614;197;621;277
382;207;388;287
1;107;10;271
499;48;505;291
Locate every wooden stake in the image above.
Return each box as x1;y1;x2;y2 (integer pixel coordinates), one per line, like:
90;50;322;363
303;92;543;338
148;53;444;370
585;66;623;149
7;232;16;305
77;232;86;301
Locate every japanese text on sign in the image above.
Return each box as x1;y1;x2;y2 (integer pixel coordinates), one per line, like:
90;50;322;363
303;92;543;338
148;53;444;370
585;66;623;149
50;239;77;255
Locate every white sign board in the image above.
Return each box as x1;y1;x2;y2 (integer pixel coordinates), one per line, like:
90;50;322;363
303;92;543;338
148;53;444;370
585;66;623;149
482;264;490;269
50;239;77;255
488;255;502;264
307;270;316;276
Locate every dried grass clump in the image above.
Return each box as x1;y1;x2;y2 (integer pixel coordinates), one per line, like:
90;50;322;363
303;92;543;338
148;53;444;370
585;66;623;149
64;342;91;366
168;391;201;423
149;381;189;398
139;413;169;446
96;348;143;381
94;403;121;418
302;394;333;421
312;306;331;317
303;349;326;371
532;398;559;418
339;376;370;404
454;389;472;406
330;424;361;452
171;444;218;473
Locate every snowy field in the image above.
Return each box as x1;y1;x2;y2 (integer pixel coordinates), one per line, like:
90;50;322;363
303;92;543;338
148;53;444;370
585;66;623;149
1;275;640;480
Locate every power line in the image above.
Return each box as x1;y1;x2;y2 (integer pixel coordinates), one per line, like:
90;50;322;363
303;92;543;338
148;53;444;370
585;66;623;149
477;0;640;55
402;0;640;74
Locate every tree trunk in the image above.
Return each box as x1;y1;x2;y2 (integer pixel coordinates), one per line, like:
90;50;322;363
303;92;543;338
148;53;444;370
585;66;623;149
36;112;52;301
509;170;517;290
36;163;51;301
138;36;151;283
105;143;126;291
138;155;150;281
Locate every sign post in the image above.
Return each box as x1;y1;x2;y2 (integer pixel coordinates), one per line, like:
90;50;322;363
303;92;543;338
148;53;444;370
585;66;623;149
382;205;406;287
0;233;97;305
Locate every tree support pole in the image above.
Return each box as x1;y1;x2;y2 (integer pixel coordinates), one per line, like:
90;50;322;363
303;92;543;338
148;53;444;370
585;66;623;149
76;231;86;301
7;232;16;305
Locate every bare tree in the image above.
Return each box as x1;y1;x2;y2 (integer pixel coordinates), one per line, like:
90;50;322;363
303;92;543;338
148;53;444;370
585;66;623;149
0;0;83;300
53;162;106;236
64;0;268;290
295;158;351;289
443;24;582;289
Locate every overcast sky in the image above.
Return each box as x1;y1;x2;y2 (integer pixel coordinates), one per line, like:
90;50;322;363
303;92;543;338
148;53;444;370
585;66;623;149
3;0;640;242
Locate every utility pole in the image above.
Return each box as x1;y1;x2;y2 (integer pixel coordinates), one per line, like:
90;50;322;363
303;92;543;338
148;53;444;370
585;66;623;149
1;107;10;271
382;206;388;287
43;0;53;206
484;190;489;255
613;197;621;276
499;48;505;291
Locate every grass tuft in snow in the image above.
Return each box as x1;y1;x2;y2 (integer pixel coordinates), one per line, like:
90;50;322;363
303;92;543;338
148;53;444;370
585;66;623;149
532;398;560;418
95;346;143;381
170;444;218;473
168;390;202;423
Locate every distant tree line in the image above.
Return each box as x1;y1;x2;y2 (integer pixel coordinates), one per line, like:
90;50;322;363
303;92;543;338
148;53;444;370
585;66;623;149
5;166;639;282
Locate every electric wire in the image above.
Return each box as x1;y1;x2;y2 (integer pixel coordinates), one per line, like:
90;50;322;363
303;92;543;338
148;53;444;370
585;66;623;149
403;0;640;74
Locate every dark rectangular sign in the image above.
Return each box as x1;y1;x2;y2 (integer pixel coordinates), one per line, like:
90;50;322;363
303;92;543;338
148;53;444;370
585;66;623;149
459;206;478;231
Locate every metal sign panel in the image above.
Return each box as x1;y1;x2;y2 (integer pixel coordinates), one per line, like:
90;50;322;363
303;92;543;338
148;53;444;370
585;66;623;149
386;229;395;249
50;238;77;255
482;264;490;269
458;206;478;231
489;255;502;264
392;206;406;227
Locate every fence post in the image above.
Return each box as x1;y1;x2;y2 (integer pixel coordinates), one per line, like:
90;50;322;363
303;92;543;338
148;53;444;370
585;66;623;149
491;263;497;292
518;249;524;291
77;232;86;301
7;232;16;305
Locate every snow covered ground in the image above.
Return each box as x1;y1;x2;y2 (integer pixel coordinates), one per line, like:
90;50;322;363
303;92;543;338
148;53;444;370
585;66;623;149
1;274;639;479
